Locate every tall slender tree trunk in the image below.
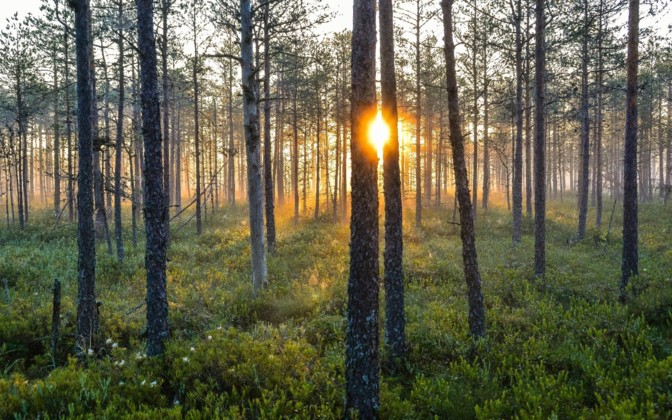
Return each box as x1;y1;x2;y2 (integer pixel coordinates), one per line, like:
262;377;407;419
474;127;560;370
380;0;405;368
293;90;299;223
53;47;61;219
525;3;532;217
620;0;639;303
241;0;268;294
471;1;478;217
263;4;276;252
346;0;380;415
72;0;98;355
482;45;490;210
193;24;202;235
595;1;604;227
441;0;486;340
414;4;422;227
115;0;125;263
577;0;591;240
136;0;169;356
65;30;74;222
534;0;546;277
161;0;171;246
228;63;235;207
512;0;524;243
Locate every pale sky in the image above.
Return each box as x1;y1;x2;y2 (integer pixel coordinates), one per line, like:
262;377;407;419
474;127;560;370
0;0;669;48
0;0;353;33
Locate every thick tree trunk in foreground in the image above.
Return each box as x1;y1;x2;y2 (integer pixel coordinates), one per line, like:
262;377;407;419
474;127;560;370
72;0;98;355
441;0;486;340
621;0;638;303
136;0;169;355
380;0;405;368
346;0;380;416
534;0;546;277
241;0;268;295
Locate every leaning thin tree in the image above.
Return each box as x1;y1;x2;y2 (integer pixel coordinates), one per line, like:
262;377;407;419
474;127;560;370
441;0;486;340
136;0;169;355
346;0;380;416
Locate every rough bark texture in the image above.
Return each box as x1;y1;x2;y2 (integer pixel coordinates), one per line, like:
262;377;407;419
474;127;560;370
346;0;380;416
161;0;171;247
72;0;98;354
512;0;523;243
533;0;546;277
263;5;276;252
441;0;486;340
136;0;169;356
380;0;405;368
577;0;590;240
240;0;268;295
621;0;638;303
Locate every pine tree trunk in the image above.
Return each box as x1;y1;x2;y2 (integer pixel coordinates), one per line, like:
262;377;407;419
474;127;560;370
346;0;380;415
620;0;639;303
161;0;171;246
53;47;61;219
115;0;125;263
380;0;405;368
595;1;604;228
72;0;98;355
414;3;422;227
241;0;268;294
534;0;546;277
441;0;486;340
577;0;591;240
136;0;169;356
263;5;276;252
512;0;524;243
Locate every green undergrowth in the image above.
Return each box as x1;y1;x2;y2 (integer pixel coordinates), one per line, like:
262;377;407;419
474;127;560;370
1;199;671;418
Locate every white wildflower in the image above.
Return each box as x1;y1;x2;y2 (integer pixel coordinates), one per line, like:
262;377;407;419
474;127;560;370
182;357;189;362
105;338;113;345
190;346;195;352
207;335;212;341
87;348;94;356
112;342;119;349
141;380;146;386
150;381;157;387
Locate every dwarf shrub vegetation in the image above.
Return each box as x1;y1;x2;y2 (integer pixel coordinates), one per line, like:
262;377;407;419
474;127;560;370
1;199;671;418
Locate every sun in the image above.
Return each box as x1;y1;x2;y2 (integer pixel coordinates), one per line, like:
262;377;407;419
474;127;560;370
368;111;389;159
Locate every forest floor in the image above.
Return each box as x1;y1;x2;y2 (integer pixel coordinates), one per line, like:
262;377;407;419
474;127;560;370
1;195;671;418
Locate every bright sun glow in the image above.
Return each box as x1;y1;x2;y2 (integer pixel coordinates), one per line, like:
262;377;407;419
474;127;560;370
369;111;390;158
